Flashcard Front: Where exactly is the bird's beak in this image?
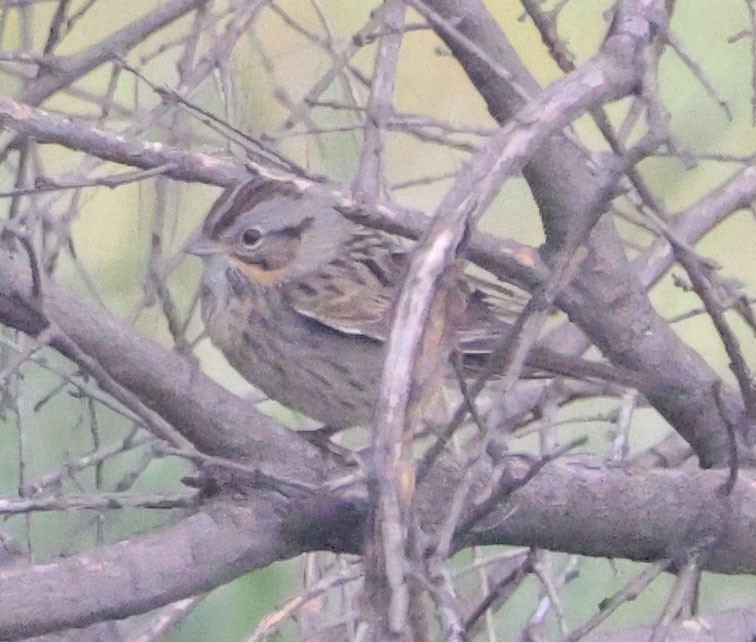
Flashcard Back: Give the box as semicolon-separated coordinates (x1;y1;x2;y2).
183;229;223;257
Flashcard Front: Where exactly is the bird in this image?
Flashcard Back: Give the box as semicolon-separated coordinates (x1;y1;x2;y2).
186;177;641;429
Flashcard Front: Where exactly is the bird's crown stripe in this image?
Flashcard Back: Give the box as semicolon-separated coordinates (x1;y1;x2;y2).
205;178;303;237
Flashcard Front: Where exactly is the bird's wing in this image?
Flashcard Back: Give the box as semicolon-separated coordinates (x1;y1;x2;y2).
284;227;531;347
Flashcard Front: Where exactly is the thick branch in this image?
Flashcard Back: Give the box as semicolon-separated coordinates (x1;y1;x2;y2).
0;500;294;640
2;459;756;639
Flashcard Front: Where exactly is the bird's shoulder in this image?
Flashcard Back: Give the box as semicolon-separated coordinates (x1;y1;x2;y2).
283;226;406;340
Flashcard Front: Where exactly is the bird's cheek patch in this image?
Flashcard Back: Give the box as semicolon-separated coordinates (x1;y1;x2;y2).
237;262;290;285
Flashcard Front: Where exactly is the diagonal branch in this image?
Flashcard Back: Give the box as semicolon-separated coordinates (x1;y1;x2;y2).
22;0;211;106
419;0;750;467
369;1;663;634
0;248;328;484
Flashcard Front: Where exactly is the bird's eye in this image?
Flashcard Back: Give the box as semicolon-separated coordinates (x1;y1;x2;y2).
240;228;263;248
